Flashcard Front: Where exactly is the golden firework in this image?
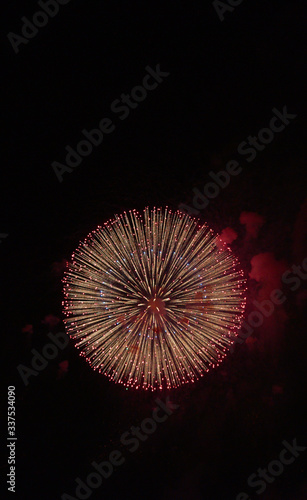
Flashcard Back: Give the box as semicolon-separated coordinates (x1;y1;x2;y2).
63;207;246;390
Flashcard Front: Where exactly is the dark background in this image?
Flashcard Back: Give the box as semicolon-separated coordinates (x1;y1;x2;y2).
1;0;306;499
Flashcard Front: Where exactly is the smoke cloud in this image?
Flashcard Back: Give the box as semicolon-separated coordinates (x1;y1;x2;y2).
240;211;265;239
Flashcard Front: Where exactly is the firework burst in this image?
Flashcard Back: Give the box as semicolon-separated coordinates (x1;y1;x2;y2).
63;207;246;390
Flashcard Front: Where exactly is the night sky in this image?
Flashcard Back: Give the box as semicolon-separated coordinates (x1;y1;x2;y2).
2;1;307;499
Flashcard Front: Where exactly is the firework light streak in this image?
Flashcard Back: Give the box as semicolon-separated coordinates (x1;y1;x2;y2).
63;207;247;390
